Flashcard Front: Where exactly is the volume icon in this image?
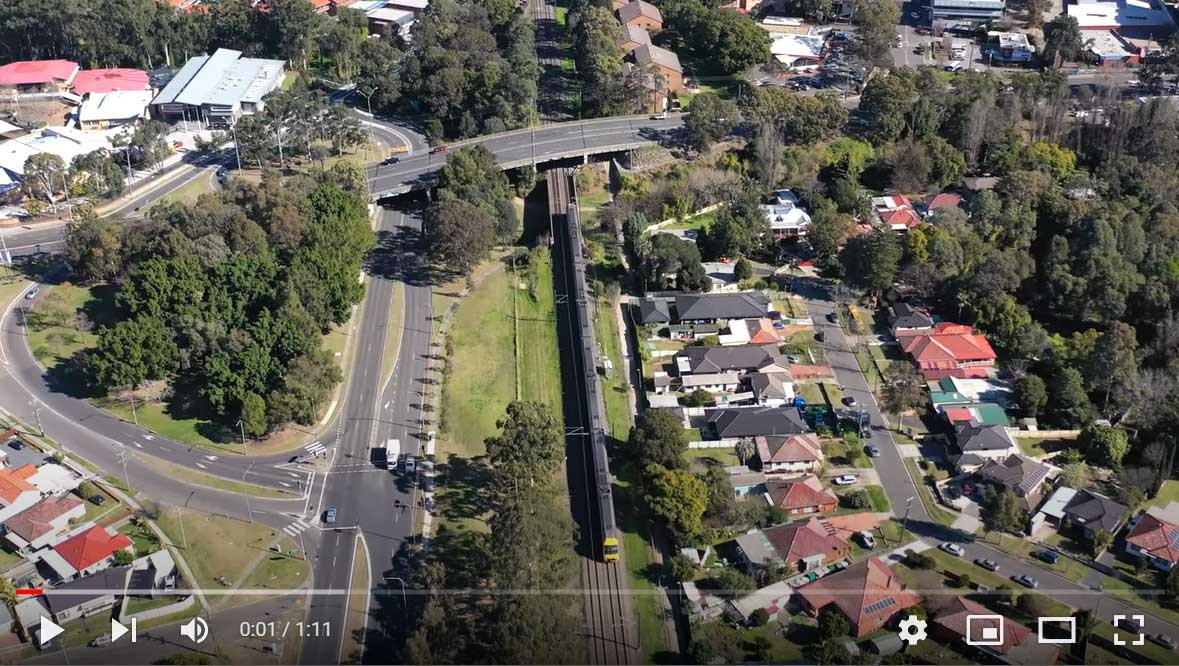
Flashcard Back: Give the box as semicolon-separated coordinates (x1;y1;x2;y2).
179;616;209;644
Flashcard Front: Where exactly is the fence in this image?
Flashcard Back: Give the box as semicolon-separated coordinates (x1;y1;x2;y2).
689;439;739;449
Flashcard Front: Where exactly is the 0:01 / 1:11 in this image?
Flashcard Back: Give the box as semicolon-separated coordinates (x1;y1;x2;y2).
239;621;331;638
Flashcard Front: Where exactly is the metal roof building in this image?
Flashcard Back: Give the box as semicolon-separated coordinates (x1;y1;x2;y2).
150;49;285;127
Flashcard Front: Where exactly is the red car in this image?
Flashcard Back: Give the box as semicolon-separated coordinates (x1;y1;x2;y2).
430;146;448;155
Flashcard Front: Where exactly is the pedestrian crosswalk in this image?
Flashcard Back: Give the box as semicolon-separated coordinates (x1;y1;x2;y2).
282;517;312;537
305;442;326;457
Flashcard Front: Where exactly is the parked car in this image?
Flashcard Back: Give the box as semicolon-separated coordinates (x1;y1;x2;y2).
940;542;965;557
1118;615;1144;633
865;445;881;457
9;440;24;450
858;530;876;548
682;230;698;240
1013;574;1039;588
24;288;39;300
1033;550;1059;564
90;494;106;506
89;635;113;648
324;507;337;524
1151;634;1176;650
650;111;668;120
974;558;1000;572
430;146;448;155
842;396;858;407
833;474;858;485
404;455;416;475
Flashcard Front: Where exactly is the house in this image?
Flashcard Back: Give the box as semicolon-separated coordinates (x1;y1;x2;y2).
3;495;86;553
364;4;417;33
948;422;1019;472
762;204;812;238
29;463;83;496
1125;510;1179;571
617;0;663;33
757;518;850;572
931;596;1061;665
938;402;1011;427
871;195;921;232
901;323;997;376
796;557;922;638
888;302;934;337
129;549;179;597
619;24;652;53
718;319;780;346
701;262;739;291
974;454;1055;512
71;68;151;95
0;60;80;93
675;344;789;377
1031;487;1128;539
78;90;153;129
50;524;134;580
150;49;285;127
922;191;964;216
15;596;50;644
748;372;796;407
635;297;672;325
764;475;838;515
985;31;1035;63
729;580;794;623
1086;30;1142;66
45;566;130;624
631;44;683;112
756;433;822;474
681;372;741;393
707;407;809;439
674;293;771;323
667;322;723;341
0;464;44;523
387;0;430;16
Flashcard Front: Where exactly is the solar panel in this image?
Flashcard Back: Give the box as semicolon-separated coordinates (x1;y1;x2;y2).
1019;465;1049;494
1168;528;1179;552
864;597;896;615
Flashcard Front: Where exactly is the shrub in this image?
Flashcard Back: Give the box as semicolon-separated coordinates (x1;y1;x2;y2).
749;608;770;627
904;549;936;570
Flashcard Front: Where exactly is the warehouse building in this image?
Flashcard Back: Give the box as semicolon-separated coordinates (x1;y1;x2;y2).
149;49;285;128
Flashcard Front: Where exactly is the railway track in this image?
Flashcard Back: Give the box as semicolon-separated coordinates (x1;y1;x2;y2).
548;169;636;665
529;0;571;123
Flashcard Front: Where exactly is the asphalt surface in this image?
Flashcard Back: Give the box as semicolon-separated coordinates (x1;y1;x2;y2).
797;278;1179;643
367;114;685;197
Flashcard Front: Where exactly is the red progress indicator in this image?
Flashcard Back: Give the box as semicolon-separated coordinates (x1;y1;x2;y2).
15;589;43;596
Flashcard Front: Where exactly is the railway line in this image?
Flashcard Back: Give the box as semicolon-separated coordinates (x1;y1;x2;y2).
548;168;636;665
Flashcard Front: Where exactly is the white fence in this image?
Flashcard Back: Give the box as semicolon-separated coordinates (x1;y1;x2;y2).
689;439;739;449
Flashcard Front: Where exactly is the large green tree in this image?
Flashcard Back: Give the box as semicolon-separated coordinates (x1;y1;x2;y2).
485;401;564;485
629;409;688;469
644;464;709;539
840;230;901;295
684;93;740;151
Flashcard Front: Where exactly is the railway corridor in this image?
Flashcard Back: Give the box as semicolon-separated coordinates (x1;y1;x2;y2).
549;169;638;665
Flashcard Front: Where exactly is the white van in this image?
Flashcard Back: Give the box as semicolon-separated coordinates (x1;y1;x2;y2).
944;60;964;72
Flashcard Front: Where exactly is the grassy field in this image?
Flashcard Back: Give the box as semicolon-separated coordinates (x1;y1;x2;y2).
903;458;959;526
1148;480;1179;511
155;507;289;597
594;296;632;441
613;464;669;661
137;455;296;498
514;254;563;411
151;171;215;207
662;210;717;232
864;485;890;513
26;282;101;370
686;447;740;467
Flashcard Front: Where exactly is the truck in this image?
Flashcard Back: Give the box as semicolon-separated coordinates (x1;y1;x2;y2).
371;440;395;470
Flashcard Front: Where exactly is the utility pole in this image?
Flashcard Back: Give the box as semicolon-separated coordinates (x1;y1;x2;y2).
0;228;11;268
235;419;248;456
115;446;130;492
902;496;915;543
242;462;254;523
230;122;243;171
127;386;139;426
60;171;73;221
28;400;43;436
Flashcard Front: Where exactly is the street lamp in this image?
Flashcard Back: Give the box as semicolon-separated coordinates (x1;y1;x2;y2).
902;496;915;542
384;576;408;607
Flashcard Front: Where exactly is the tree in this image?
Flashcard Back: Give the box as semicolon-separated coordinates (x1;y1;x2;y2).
852;0;901;66
881;361;924;426
88;316;179;390
0;573;20;641
668;553;698;581
974;294;1049;359
1078;424;1130;468
980;486;1026;534
858;72;915;145
643;234;709;291
734;257;753;281
22;153;65;204
703;193;772;260
749;608;770;627
1092;529;1114;555
628;409;688;469
241;391;267;438
735;438;756;465
1059;461;1089;488
1088;321;1139;413
659;1;770;75
1047;366;1096;428
65;216;123;283
437;145;515;233
1166;566;1179;607
683;92;739;151
427;199;496;274
1069;609;1098;662
840;231;901;295
1016;374;1049;418
644;465;709;539
818;607;850;641
806;198;857;260
485;401;563;485
1043;15;1085;66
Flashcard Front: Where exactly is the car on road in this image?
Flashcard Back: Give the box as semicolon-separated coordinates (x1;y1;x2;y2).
682;230;698;239
430;146;448;155
858;530;876;548
974;558;1000;572
842;395;858;407
865;445;881;457
1152;634;1177;650
940;542;965;557
832;474;858;485
404;455;416;475
380;155;400;165
789;82;808;91
89;635;113;648
1013;574;1038;588
1033;550;1059;564
826;312;839;323
324;507;337;524
24;288;39;300
650;111;667;120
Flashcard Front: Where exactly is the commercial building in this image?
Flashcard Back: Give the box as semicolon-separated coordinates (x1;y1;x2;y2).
1087;30;1144;65
985;31;1036;62
631;44;683;112
150;49;285;127
1066;0;1175;33
929;0;1006;25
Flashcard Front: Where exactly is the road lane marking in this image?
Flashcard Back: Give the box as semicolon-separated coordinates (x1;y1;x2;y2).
195;462;207;469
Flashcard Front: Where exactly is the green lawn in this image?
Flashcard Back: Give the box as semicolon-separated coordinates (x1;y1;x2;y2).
902;458;958;526
686;447;740;467
594;295;631;441
26;282;101;371
155;508;285;600
864;485;890;513
515;254;563;413
553;5;568;25
239;548;309;592
151;172;214;207
118;520;162;556
1149;480;1179;511
1015;436;1051;458
662;210;717;232
614;464;669;661
123;596;177;616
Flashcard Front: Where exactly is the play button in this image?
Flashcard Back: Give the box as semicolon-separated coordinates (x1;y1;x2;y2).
110;617;136;643
38;617;64;646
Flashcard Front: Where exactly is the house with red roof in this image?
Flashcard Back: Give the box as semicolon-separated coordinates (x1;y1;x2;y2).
0;60;80;93
901;323;996;377
931;596;1061;665
2;495;85;553
922;191;964;217
755;434;823;475
764;475;837;515
872;194;922;232
734;517;850;575
49;525;133;580
0;465;44;523
1126;510;1179;571
71;68;150;95
796;556;922;637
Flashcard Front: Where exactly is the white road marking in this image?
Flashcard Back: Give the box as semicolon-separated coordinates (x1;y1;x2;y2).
143;435;154;440
133;442;143;448
195;462;207;469
205;455;218;461
279;481;292;487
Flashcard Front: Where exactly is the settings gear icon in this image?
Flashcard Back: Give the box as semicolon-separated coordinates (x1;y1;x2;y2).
898;615;928;645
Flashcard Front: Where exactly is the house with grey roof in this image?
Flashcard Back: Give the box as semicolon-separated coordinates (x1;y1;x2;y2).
635;297;671;325
974;454;1055;512
674;293;771;323
888;302;935;336
1060;488;1127;538
675;344;789;377
617;0;663;32
948;422;1018;472
748;372;795;407
706;407;809;439
150;49;285;127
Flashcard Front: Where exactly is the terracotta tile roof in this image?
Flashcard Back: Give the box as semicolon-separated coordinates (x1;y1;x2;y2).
902;326;997;364
797;557;921;633
0;465;38;504
53;525;133;572
747;319;780;345
4;495;83;542
1127;512;1179;565
71;68;150;94
922;367;992;381
0;60;79;86
933;596;1031;655
925;192;963;210
882;207;922;229
763;518;849;564
765;475;837;512
756;434;823;464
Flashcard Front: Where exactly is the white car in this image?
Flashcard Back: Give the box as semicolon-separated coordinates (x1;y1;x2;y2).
940;542;965;557
858;530;877;548
833;474;858;486
404;455;416;474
